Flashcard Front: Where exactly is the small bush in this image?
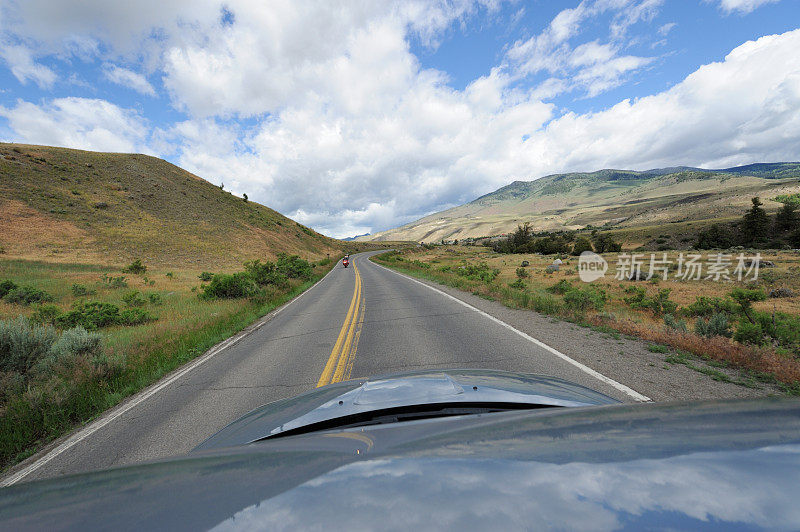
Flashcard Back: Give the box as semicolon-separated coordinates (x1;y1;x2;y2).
36;326;104;376
71;284;96;297
165;272;174;279
624;286;677;316
682;296;738;317
547;279;573;295
563;285;606;312
454;262;499;283
118;308;155;326
515;267;529;279
663;314;687;332
244;260;288;286
648;344;669;353
0;279;18;298
276;254;313;280
508;279;526;290
122;259;147;274
147;293;163;305
101;274;129;289
438;265;451;272
200;273;263;299
734;321;764;345
56;302;121;330
4;285;55;305
695;312;732;338
198;272;214;282
0;316;58;373
122;290;147;307
31;304;62;325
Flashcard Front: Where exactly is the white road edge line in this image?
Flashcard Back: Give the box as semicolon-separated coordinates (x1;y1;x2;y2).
371;258;651;403
0;260;343;487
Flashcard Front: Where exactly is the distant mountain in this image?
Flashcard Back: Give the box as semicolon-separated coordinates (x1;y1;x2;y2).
361;163;800;242
342;233;370;241
0;143;343;268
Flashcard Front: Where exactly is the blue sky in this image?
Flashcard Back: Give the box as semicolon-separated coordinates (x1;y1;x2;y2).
0;0;798;238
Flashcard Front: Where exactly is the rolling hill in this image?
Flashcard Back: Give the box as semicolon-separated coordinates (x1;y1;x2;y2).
0;143;344;268
362;163;800;243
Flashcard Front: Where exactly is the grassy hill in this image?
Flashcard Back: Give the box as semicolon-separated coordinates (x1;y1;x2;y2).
0;143;344;268
363;163;800;243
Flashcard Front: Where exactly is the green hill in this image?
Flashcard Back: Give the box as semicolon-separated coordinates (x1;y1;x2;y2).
363;163;800;243
0;143;343;268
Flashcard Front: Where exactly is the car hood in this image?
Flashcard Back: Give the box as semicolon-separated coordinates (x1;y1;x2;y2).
2;398;800;531
194;369;620;450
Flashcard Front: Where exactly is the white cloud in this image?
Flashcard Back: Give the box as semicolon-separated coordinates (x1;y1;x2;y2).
0;97;150;153
0;1;797;237
0;43;56;88
103;64;156;96
714;0;781;14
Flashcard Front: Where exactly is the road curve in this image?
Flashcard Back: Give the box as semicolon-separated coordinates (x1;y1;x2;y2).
2;250;646;485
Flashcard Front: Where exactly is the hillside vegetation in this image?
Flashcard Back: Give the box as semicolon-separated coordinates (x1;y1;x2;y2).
0;143;345;268
363;163;800;243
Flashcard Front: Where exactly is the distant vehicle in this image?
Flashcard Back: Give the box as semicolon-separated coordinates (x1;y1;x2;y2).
2;369;800;530
342;257;349;268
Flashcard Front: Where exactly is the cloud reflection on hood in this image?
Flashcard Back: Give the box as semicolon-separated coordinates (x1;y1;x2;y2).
212;445;800;531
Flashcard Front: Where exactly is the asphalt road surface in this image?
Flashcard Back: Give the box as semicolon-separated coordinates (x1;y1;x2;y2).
1;250;694;485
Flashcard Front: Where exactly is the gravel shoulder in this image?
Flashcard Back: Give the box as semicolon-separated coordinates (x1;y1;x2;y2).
378;262;784;402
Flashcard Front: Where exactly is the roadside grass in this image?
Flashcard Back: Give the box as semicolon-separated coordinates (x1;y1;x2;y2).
372;247;800;393
0;256;338;473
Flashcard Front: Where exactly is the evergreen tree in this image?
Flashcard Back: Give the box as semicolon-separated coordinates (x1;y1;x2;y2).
741;197;770;244
775;202;798;232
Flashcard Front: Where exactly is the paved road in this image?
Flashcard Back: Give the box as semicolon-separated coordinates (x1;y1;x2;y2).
3;250;646;485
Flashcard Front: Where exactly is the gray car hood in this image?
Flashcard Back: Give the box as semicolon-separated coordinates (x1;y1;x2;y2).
194;369;619;450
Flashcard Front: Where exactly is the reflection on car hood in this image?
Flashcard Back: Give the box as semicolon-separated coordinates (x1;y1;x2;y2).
195;369;620;449
2;398;800;530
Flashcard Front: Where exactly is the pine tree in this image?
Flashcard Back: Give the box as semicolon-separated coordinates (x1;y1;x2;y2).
741;197;770;245
775;202;798;232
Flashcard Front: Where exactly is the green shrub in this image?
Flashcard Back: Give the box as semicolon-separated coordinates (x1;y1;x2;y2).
31;304;62;325
682;296;738;317
730;288;767;323
438;265;452;272
118;308;155;326
122;259;147;274
454;262;499;283
411;259;431;270
4;285;55;305
56;302;121;330
244;260;288;286
571;237;593;256
624;286;677;316
198;272;214;282
122;290;147;308
508;279;526;290
0;316;58;373
563;285;606;312
648;344;669;353
101;274;129;289
515;267;529;279
663;314;687;332
547;279;573;295
71;284;96;297
0;279;18;299
35;326;104;376
276;253;313;280
734;321;764;345
695;312;732;338
200;273;263;299
165;272;174;279
147;293;163;305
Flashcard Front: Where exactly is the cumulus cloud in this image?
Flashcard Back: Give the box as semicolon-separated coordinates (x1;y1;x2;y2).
0;97;150;153
714;0;781;14
102;64;156;96
0;0;797;238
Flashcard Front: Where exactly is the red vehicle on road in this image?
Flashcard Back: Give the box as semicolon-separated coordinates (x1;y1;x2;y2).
342;256;349;268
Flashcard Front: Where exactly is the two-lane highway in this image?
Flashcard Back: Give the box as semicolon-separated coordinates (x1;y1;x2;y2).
2;251;645;485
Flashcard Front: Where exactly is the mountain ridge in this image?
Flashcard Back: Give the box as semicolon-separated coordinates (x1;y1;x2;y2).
361;163;800;242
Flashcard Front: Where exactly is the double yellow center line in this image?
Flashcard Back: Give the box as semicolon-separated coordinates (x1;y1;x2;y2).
316;261;365;387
